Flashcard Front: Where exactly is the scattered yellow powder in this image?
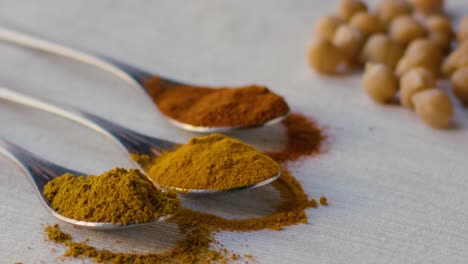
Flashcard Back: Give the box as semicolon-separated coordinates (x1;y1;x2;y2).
310;199;318;208
45;224;71;243
45;224;230;264
320;196;328;206
170;169;316;231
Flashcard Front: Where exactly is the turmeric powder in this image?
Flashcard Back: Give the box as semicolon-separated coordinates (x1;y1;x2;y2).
133;134;280;191
43;168;180;224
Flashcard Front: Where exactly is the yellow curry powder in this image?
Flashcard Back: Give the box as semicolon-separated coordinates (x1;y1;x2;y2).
43;168;180;224
44;113;327;263
135;134;280;191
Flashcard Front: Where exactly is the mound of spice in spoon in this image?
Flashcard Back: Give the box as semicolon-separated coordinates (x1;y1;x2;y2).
144;77;290;128
43;168;180;224
133;134;280;191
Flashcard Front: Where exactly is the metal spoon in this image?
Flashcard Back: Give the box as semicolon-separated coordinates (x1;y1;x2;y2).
0;138;172;230
0;26;289;133
0;86;281;194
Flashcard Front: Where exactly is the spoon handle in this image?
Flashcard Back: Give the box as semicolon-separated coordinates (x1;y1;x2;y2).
0;86;154;156
0;26;161;87
0;138;78;193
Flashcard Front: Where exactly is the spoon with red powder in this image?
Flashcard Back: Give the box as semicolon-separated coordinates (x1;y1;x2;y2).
0;26;290;133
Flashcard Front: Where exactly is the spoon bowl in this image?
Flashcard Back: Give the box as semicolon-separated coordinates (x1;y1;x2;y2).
0;138;172;230
0;86;281;194
174;172;281;194
0;26;290;133
166;114;289;134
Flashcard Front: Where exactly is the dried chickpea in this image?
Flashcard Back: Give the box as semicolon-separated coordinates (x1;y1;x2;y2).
396;56;440;77
390;15;427;45
349;12;384;37
404;38;440;57
360;34;404;68
333;25;365;63
314;15;343;42
410;0;444;14
337;0;367;22
426;15;453;49
442;45;468;76
362;63;399;104
400;67;435;109
396;46;442;76
457;17;468;43
451;67;468;105
412;88;453;129
377;0;413;26
426;15;453;36
430;32;452;50
307;38;343;75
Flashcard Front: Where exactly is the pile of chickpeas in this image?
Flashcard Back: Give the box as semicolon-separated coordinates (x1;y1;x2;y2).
308;0;468;129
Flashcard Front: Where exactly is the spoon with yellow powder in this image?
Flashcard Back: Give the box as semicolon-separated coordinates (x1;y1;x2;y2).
0;86;281;194
0;139;180;230
0;26;290;133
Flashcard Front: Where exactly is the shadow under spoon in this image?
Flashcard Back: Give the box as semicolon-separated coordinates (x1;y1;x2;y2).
0;86;280;194
0;26;289;133
0;138;172;230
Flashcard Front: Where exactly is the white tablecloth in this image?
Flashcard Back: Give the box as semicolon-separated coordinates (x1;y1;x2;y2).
1;0;468;263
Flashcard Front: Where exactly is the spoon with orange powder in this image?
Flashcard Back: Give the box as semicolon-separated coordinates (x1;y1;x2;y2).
0;26;290;133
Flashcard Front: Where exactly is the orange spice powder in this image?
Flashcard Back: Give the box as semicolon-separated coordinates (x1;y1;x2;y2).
143;77;290;128
266;113;325;163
